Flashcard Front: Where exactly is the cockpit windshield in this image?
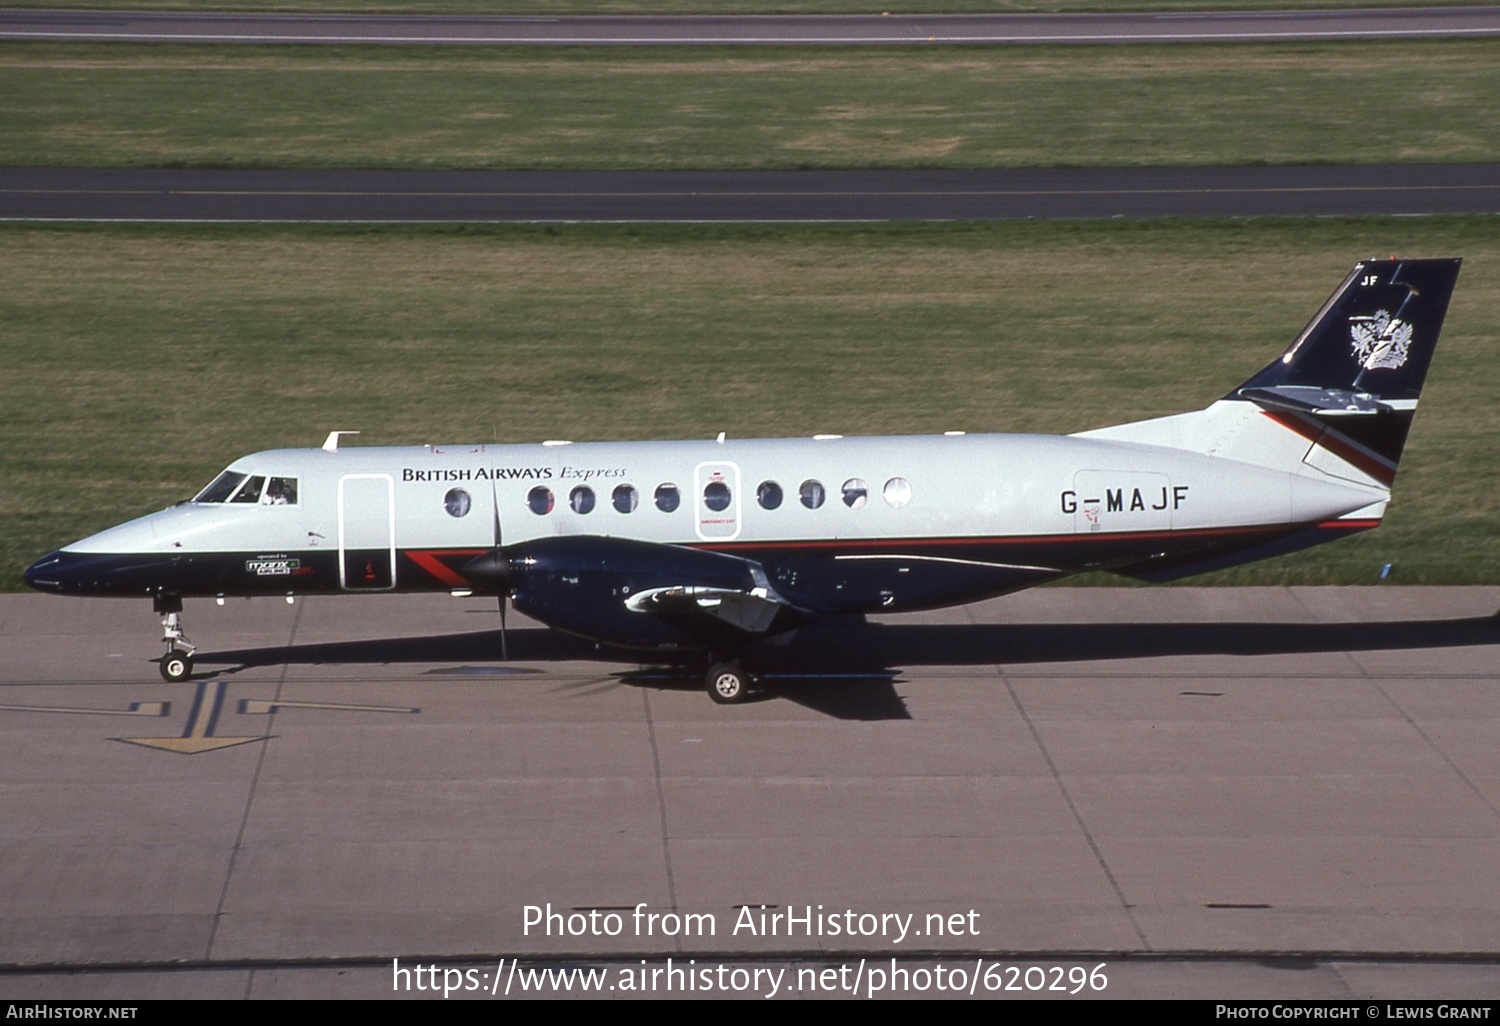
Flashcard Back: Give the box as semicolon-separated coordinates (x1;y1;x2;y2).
193;471;299;505
194;471;246;503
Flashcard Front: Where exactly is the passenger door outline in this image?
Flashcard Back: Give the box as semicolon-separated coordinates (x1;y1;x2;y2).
338;474;397;590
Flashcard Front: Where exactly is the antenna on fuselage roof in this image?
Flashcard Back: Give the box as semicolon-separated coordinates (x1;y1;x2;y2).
322;430;361;453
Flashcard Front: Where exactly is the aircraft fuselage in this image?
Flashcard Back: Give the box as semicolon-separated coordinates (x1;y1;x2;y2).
28;431;1383;624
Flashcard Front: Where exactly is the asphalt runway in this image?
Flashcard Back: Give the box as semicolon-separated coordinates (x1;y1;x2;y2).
4;6;1500;45
1;587;1498;999
6;164;1500;222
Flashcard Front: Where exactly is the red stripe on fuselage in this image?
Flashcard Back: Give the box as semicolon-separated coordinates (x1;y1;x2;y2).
398;521;1367;570
700;522;1292;556
405;548;488;587
1317;518;1382;531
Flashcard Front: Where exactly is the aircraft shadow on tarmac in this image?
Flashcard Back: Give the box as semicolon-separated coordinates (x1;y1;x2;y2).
198;611;1500;722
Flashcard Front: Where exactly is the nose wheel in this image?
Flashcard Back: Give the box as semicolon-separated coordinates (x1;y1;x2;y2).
160;648;194;682
155;597;196;682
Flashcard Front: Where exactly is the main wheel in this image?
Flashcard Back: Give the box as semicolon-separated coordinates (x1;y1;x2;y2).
160;650;194;682
706;662;750;704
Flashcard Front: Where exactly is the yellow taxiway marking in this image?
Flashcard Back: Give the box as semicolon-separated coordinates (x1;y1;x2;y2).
7;682;420;755
0;700;168;717
239;698;418;715
116;680;266;755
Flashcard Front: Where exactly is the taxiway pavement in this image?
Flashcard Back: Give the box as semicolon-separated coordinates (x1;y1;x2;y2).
6;164;1500;222
1;587;1497;998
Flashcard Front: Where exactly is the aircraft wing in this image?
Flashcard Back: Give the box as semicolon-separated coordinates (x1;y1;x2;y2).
625;581;787;635
472;535;808;651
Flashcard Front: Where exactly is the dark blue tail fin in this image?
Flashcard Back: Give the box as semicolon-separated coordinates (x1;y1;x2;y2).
1230;257;1461;476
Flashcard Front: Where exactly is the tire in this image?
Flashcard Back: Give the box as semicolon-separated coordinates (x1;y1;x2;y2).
160;650;193;682
706;662;749;704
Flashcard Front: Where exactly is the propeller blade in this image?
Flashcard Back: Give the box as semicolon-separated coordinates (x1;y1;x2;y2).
491;481;502;549
494;480;507;661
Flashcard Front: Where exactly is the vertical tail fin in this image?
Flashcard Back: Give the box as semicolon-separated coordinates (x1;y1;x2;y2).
1087;258;1462;582
1075;257;1461;487
1229;257;1461;483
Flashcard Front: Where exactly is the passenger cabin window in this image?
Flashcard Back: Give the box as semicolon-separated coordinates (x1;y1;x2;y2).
570;486;595;514
655;484;681;513
195;471;246;504
841;478;868;509
883;477;912;508
757;481;783;510
800;480;825;509
444;488;471;517
703;480;731;513
230;476;265;504
613;484;638;513
527;486;554;515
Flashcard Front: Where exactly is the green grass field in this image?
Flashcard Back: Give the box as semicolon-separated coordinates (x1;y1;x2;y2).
4;39;1499;168
4;217;1496;590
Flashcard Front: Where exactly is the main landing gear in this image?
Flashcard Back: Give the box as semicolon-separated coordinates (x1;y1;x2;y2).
705;660;755;705
154;594;195;682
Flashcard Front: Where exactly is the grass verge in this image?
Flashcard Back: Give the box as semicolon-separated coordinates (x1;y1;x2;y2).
3;39;1499;168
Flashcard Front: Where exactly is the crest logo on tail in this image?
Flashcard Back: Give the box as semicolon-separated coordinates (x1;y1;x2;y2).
1350;309;1413;370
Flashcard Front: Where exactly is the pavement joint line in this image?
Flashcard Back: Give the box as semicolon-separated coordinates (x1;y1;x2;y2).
1284;585;1321;626
1350;650;1500;825
204;595;304;962
1292;584;1500;825
999;666;1150;951
1328;962;1359;999
641;687;680;928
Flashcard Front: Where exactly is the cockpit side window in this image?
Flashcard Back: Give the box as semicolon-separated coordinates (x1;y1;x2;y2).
230;476;266;504
265;477;298;505
194;471;246;503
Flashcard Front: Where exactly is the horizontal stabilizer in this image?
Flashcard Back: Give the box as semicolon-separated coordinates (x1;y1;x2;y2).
1237;385;1401;417
1225;257;1461;482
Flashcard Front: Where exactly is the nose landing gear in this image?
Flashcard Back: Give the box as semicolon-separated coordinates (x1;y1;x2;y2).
154;594;195;682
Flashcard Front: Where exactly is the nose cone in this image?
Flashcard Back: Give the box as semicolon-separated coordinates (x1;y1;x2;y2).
23;548;176;596
24;513;178;596
23;551;66;592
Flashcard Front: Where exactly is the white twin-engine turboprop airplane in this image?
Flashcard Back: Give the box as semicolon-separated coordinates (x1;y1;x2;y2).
26;258;1463;702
